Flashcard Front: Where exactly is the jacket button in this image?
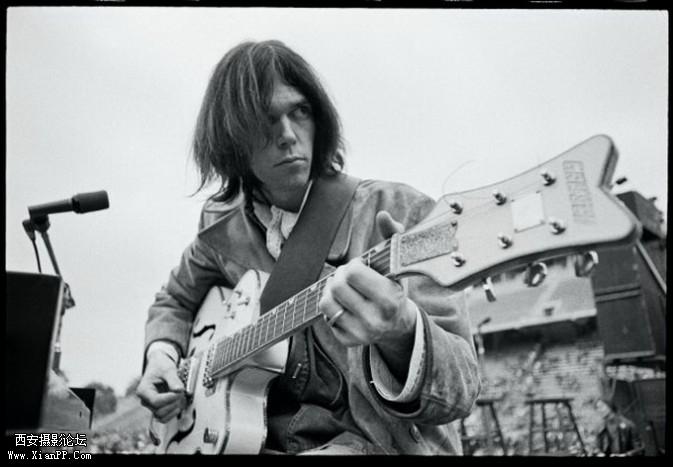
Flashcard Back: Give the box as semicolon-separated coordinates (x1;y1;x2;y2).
409;424;421;443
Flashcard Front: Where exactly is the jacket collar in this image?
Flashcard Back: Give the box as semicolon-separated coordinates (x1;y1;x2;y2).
197;175;356;273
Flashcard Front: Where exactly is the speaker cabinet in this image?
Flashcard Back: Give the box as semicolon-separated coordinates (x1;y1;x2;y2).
593;245;666;364
5;271;92;436
6;271;64;431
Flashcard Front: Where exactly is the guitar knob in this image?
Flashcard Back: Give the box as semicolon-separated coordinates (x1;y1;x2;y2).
574;251;599;277
482;277;496;302
203;428;219;445
450;252;466;267
523;261;548;287
540;170;556;186
492;190;508;205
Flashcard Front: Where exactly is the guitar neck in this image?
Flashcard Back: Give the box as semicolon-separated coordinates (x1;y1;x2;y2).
208;239;393;379
201;135;642;382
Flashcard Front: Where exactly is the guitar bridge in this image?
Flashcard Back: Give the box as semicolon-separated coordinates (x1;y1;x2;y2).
177;356;200;397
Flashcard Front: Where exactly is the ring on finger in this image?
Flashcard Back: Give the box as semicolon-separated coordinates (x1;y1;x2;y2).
326;309;346;328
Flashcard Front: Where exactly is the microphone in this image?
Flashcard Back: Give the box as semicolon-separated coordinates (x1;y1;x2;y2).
28;190;110;220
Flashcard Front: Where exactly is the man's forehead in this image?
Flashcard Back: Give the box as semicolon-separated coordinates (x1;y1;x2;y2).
269;82;308;110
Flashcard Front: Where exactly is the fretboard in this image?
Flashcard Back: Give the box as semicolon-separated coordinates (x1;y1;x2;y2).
208;239;393;379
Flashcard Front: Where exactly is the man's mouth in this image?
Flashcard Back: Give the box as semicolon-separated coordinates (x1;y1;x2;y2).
275;155;304;166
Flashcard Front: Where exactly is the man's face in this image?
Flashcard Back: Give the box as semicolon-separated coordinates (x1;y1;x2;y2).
596;399;612;418
249;80;315;209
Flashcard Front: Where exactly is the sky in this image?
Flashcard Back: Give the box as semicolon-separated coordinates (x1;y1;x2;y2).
5;7;668;395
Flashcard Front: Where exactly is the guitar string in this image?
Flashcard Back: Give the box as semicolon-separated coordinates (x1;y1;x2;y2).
211;240;393;375
214;248;391;373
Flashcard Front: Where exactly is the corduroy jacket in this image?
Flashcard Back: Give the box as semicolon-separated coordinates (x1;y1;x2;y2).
145;176;480;455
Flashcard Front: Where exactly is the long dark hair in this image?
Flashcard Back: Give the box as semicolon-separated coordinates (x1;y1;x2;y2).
192;40;345;203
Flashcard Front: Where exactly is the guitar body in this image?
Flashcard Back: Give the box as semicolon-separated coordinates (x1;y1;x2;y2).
154;270;288;454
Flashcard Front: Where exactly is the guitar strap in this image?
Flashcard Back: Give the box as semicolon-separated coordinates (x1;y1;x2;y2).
259;173;360;314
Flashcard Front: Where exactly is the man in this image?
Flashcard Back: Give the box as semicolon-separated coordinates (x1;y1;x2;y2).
136;40;480;455
595;398;644;457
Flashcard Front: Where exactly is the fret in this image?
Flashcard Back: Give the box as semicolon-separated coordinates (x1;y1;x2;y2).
258;317;265;348
263;309;271;343
216;340;225;371
293;291;301;329
230;332;239;361
300;286;309;324
312;283;322;320
276;304;284;339
239;328;247;358
215;340;223;371
243;326;251;356
303;286;312;324
283;300;291;335
315;279;326;320
270;309;278;342
236;330;245;360
276;303;284;336
276;304;284;336
264;310;270;344
251;320;259;352
222;337;232;369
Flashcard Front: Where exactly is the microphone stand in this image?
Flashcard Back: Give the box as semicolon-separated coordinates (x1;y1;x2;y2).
25;215;76;373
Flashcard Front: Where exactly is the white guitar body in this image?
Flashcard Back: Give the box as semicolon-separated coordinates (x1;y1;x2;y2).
154;270;288;454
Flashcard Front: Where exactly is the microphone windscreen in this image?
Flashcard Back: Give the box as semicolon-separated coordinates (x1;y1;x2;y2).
72;191;109;214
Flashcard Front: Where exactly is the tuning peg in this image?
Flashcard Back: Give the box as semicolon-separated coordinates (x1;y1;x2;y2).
540;170;556;186
482;277;496;302
548;217;566;234
523;261;548;287
450;252;466;267
497;232;513;249
574;251;599;277
492;190;507;205
448;200;463;214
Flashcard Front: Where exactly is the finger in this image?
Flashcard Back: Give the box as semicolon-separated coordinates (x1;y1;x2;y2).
163;370;186;393
154;396;186;420
321;263;369;316
139;387;185;411
338;260;405;310
319;276;345;317
325;308;346;328
155;402;185;424
327;309;371;347
376;210;404;240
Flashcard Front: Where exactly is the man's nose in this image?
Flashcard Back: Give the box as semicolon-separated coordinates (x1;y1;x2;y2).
277;116;297;148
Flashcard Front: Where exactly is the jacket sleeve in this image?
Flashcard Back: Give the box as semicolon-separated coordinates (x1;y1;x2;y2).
144;203;233;358
358;183;481;425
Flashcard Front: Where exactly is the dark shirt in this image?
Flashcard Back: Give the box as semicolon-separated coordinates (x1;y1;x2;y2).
597;413;644;456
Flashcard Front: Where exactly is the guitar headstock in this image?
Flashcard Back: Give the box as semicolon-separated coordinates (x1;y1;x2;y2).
391;135;642;289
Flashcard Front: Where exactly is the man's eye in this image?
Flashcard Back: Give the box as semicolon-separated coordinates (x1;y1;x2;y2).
293;105;312;119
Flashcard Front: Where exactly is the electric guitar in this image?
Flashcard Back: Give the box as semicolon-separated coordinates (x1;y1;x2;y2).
150;134;641;454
